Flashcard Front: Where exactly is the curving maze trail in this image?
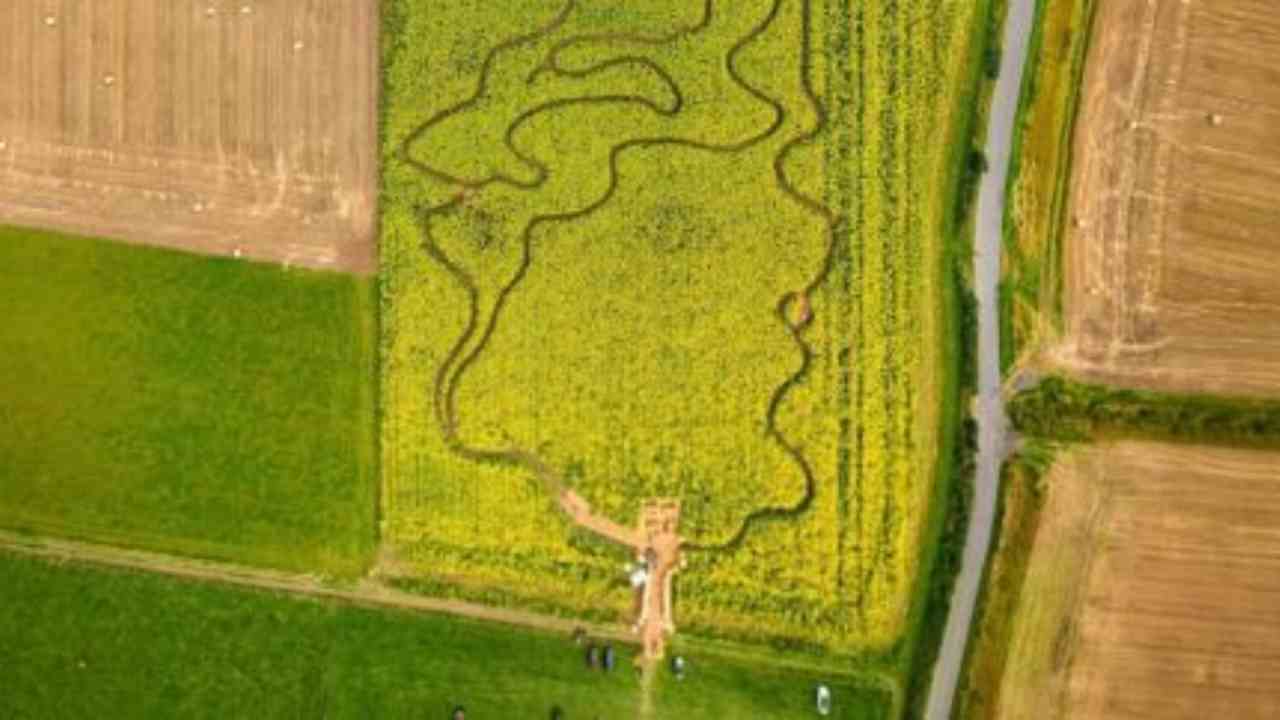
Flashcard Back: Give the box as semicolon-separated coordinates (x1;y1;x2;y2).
400;0;845;630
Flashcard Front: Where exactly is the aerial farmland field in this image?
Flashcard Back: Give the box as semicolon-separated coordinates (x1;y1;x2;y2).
973;6;1280;716
380;0;989;655
0;0;378;272
0;1;382;573
0;551;894;719
959;443;1280;720
0;226;378;575
0;0;1021;715
1046;0;1280;396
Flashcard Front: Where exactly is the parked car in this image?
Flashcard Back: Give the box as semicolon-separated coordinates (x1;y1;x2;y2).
602;644;616;671
816;684;833;716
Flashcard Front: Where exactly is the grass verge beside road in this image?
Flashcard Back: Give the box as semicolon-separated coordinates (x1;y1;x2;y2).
951;456;1049;720
999;0;1096;373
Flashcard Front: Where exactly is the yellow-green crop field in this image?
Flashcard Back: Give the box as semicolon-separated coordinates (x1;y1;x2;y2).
381;0;982;652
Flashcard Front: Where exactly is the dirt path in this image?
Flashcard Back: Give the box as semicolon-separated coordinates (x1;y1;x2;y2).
636;500;682;660
0;529;634;643
560;490;643;548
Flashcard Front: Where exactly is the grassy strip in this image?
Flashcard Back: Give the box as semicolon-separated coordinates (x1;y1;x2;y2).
0;226;378;576
1010;376;1280;448
659;646;894;720
900;269;978;720
952;0;1008;230
0;551;638;719
998;0;1098;374
949;449;1051;720
899;0;1001;714
0;550;891;719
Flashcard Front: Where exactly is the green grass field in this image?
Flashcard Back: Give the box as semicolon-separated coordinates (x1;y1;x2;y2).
0;551;891;719
0;227;377;576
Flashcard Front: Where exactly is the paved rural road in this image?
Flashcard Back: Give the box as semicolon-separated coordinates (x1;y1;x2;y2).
925;2;1035;718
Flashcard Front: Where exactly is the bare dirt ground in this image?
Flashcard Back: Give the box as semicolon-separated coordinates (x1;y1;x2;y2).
0;0;377;272
996;442;1280;720
1053;0;1280;396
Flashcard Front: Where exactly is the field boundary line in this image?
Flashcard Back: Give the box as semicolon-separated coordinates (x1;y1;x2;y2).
0;530;635;644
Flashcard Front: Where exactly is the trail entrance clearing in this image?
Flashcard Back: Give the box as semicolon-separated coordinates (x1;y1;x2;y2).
559;490;683;662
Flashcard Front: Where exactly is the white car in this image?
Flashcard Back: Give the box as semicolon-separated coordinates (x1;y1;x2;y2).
815;684;832;716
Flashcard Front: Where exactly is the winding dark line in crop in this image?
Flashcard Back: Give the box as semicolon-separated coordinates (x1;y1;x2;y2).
403;0;577;431
415;0;847;558
683;0;845;554
407;0;792;511
407;1;683;432
399;1;576;189
440;0;786;468
528;0;714;83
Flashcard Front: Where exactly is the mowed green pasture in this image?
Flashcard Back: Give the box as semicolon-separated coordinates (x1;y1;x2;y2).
0;551;892;719
0;227;377;575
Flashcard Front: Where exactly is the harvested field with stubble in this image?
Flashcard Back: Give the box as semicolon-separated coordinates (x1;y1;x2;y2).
1052;0;1280;396
0;0;378;272
985;443;1280;720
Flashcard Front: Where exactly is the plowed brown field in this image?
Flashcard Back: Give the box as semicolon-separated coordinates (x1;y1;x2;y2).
0;0;377;272
994;442;1280;720
1054;0;1280;396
